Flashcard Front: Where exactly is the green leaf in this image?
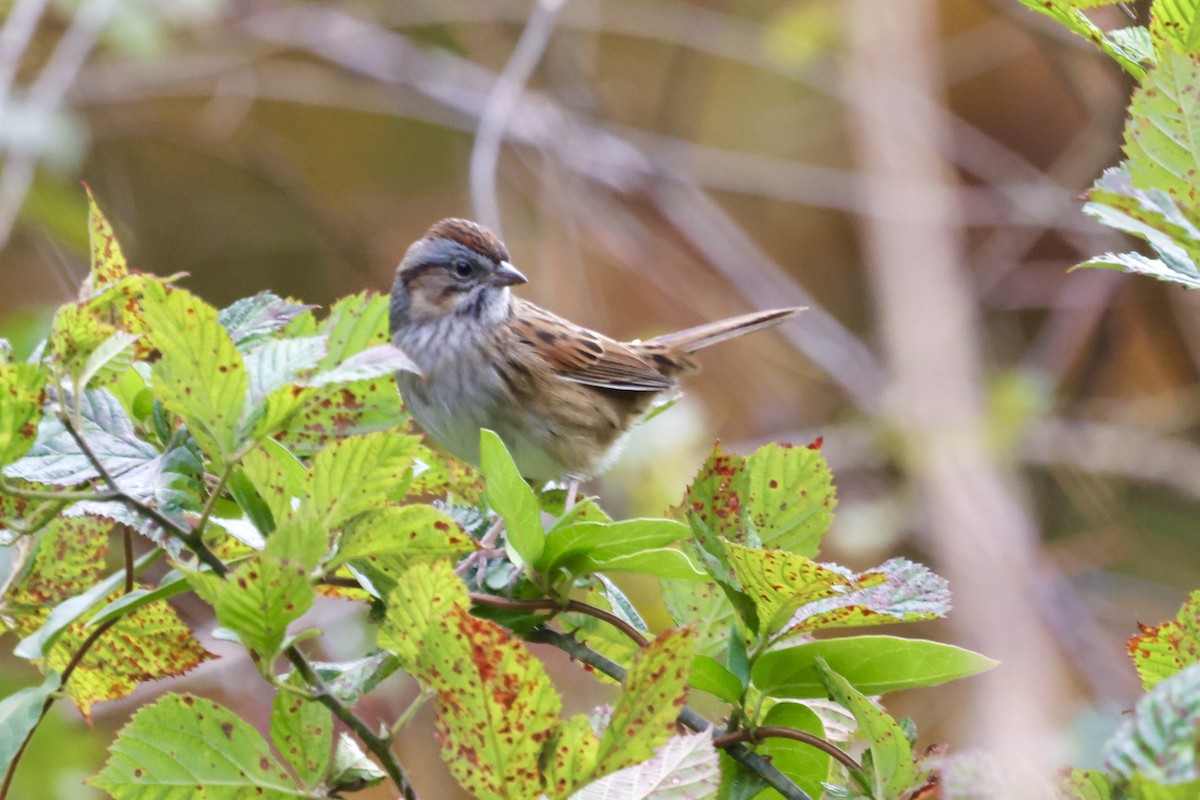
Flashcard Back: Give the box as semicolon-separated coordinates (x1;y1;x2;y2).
684;443;751;563
305;343;420;386
579;546;707;581
1152;0;1200;58
378;562;561;800
317;292;391;368
569;732;720;799
273;378;408;455
480;429;543;566
15;560;131;660
332;504;472;567
270;693;333;791
541;518;687;575
1013;0;1148;77
240;437;308;526
688;655;743;704
1127;589;1200;690
594;627;696;776
82;185;129;293
0;671;60;778
1105;661;1200;783
328;733;386;792
1125;44;1200;231
723;542;861;636
0;362;47;467
815;660;920;800
754;702;828;800
5;387;157;485
140;282;248;465
1056;769;1115;800
243;336;326;407
745;442;835;557
214;516;323;657
307;431;423;527
85;569;190;628
662;579;740;659
544;715;600;798
89;693;307;798
752;636;997;699
76;330;138;390
218;291;315;349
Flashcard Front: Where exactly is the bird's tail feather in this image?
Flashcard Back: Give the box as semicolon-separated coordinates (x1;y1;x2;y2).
646;307;803;353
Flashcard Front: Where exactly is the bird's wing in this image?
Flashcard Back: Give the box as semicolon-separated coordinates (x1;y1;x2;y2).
509;300;675;392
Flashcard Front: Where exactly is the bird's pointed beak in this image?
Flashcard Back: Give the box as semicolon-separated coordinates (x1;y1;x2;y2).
490;261;528;287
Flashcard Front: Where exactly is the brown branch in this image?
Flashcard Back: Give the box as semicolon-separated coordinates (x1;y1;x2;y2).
713;726;861;773
468;593;650;648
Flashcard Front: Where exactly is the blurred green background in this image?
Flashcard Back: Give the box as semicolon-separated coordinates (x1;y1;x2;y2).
0;0;1191;796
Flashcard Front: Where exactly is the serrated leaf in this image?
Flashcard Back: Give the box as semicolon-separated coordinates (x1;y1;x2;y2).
307;431;423;527
0;671;59;779
1077;250;1200;287
755;702;828;800
753;636;997;699
1128;590;1200;690
0;362;47;467
5;387;158;485
243;336;327;407
318;292;391;368
305;343;420;386
1125;44;1200;230
77;330;138;390
1105;661;1200;783
214;516;322;657
89;693;308;798
1152;0;1200;55
85;569;190;628
1056;768;1115;800
378;561;561;800
480;429;543;566
273;379;407;455
723;542;861;637
816;660;921;799
82;185;129;294
1014;0;1148;77
662;579;740;659
140;282;248;464
684;444;751;561
745;442;835;556
570;732;720;800
593;627;696;777
240;437;308;525
787;557;950;635
544;715;601;799
270;693;333;791
331;503;472;567
218;292;316;348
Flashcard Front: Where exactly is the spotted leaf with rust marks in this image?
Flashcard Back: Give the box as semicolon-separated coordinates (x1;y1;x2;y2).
89;694;311;798
378;561;562;800
591;627;696;779
1127;589;1200;691
0;362;47;467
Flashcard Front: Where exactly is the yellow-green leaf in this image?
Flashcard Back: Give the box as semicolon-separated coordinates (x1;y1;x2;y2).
1128;590;1200;690
140;282;248;465
0;362;47;467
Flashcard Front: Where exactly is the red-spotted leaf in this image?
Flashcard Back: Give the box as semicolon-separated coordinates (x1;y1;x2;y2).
593;627;696;777
140;282;248;465
270;693;333;791
0;362;47;467
544;715;600;799
1056;768;1115;800
1127;590;1200;690
81;184;129;295
306;431;424;527
89;694;309;798
815;659;923;799
786;558;950;635
331;503;472;568
378;561;562;800
744;442;835;557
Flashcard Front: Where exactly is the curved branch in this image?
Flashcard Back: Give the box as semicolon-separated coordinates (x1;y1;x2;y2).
468;593;650;648
713;726;861;773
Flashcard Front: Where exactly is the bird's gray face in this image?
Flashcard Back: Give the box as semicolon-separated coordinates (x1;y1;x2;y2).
390;225;527;332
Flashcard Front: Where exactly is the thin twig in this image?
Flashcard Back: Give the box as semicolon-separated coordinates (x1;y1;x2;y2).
469;0;566;233
713;726;861;773
526;625;813;800
285;648;418;800
469;593;650;648
0;478;121;503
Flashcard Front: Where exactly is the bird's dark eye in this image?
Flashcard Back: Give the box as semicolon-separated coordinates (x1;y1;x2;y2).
453;259;473;278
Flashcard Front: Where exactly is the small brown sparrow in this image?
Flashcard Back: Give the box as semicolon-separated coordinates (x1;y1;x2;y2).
389;219;801;482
